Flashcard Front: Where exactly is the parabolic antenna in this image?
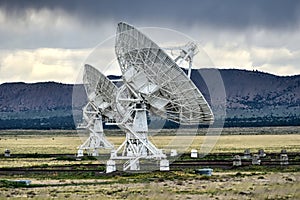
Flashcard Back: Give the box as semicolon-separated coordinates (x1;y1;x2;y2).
115;22;213;125
83;64;118;112
102;22;214;172
77;22;214;172
77;64;118;157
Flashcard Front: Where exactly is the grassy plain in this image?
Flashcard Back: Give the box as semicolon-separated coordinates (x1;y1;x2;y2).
0;130;299;154
0;170;299;199
0;128;299;199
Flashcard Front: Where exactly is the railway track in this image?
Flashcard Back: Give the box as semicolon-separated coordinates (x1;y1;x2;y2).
0;159;299;175
0;152;300;160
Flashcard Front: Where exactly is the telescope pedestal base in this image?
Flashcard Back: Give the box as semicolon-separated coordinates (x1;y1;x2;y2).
160;159;170;171
77;131;113;157
106;160;116;173
107;131;169;173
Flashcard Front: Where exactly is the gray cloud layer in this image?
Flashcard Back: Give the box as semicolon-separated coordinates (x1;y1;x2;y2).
1;0;300;28
0;0;299;83
1;0;300;49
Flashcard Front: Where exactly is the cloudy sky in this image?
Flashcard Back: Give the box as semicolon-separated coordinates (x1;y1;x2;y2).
0;0;300;84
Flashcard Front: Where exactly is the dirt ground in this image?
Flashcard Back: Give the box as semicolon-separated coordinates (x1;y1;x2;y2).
0;171;299;199
0;131;299;199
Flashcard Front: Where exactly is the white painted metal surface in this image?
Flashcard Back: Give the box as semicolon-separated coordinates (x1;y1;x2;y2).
115;22;214;125
78;22;214;172
77;64;117;157
191;149;198;158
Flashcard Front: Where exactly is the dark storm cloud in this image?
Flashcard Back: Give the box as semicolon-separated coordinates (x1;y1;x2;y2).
1;0;300;49
1;0;300;79
1;0;300;29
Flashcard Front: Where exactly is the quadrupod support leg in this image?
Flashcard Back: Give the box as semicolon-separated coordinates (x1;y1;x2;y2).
106;131;170;173
77;115;114;157
106;104;169;173
77;131;114;157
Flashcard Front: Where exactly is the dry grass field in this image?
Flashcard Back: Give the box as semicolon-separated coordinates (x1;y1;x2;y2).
0;128;299;199
0;135;81;154
0;171;299;199
0;131;299;155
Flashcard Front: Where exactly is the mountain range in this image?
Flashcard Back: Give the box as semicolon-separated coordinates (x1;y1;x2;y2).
0;69;299;129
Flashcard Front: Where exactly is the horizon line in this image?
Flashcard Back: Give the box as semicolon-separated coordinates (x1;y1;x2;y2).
1;67;299;85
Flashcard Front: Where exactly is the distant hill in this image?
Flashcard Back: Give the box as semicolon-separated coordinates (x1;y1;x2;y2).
203;69;300;126
0;69;299;129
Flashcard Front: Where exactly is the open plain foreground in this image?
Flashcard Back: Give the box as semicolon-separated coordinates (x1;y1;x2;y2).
0;127;299;199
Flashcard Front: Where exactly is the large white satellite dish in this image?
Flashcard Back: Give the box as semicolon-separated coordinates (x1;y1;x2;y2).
115;22;213;125
105;22;214;172
77;64;118;157
78;22;213;172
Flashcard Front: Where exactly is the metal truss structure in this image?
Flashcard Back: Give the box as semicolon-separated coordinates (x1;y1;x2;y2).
77;64;118;157
78;22;214;172
115;22;213;125
164;42;199;78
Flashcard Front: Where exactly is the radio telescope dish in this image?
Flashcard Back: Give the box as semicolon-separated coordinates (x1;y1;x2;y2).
77;22;214;172
103;22;214;172
83;64;118;110
115;22;213;125
77;64;118;157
